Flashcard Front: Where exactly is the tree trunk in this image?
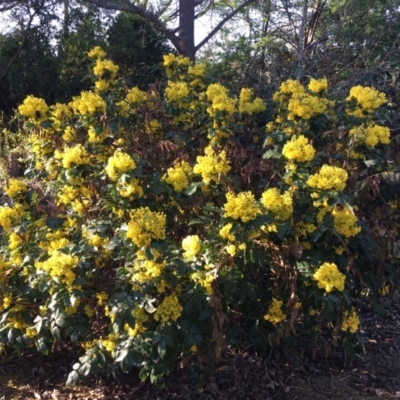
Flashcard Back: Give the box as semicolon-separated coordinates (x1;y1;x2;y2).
178;0;195;61
63;0;69;36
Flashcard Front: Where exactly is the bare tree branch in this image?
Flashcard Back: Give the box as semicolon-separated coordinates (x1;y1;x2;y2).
195;0;256;52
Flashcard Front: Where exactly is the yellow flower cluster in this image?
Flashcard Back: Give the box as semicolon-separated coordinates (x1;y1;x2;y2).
349;124;391;147
55;144;90;169
188;63;206;86
126;87;146;104
132;251;166;284
162;161;192;192
163;53;191;78
261;188;293;220
206;83;236;117
126;207;166;248
96;291;108;305
0;258;12;285
193;146;231;184
182;235;201;259
294;222;317;238
56;185;91;214
219;223;236;242
282;135;316;163
313;262;345;293
154;294;183;324
165;81;189;102
93;59;119;78
63;126;76;142
4;179;28;198
0;205;21;230
9;232;23;250
35;251;79;286
124;305;149;337
83;230;109;248
264;298;285;323
18;95;49;122
98;335;116;354
287;93;329;120
70;91;106;115
116;178;143;199
273;79;304;102
238;88;266;115
341;307;360;333
307;165;348;191
308;78;328;93
346;85;386;116
105;152;136;181
88;46;106;59
191;271;213;294
51;102;72;124
331;206;361;238
223;191;260;222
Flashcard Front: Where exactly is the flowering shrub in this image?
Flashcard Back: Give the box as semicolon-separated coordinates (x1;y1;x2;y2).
0;48;399;385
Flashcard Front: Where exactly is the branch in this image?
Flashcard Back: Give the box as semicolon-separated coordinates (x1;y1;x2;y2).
0;8;35;79
82;0;175;37
195;0;256;52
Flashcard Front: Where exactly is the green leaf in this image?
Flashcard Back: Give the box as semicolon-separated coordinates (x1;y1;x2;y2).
157;338;167;358
115;348;129;362
277;222;290;239
184;182;200;196
163;334;174;348
364;159;377;167
263;149;281;159
51;325;61;341
66;371;80;386
80;362;91;376
144;299;157;313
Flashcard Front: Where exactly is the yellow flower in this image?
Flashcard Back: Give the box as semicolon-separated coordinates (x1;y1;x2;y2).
70;91;106;115
346;85;386;116
313;262;345;293
154;294;183;324
165;81;189;102
162;161;192;192
341;307;360;333
126;207;166;248
307;165;348;191
223;191;260;222
126;87;146;104
0;206;22;230
350;124;391;147
238;88;266;114
105;152;136;181
55;144;90;169
193;146;231;184
35;251;79;286
206;83;236;116
88;46;106;59
308;78;328;93
96;291;108;305
116;178;143;199
18;95;49;122
182;235;201;258
93;59;119;78
219;223;236;242
261;188;293;220
4;179;28;198
332;206;361;238
264;298;285;323
282;135;315;163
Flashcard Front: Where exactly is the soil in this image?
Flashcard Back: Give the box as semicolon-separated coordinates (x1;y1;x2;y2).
1;296;400;400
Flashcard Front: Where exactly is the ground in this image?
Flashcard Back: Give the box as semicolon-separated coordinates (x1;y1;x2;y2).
1;296;400;400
